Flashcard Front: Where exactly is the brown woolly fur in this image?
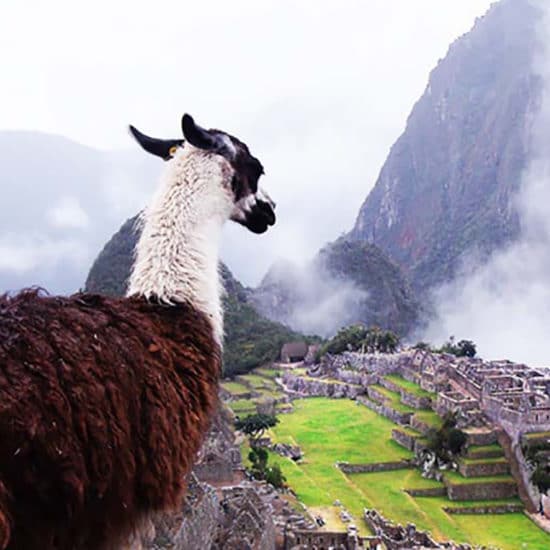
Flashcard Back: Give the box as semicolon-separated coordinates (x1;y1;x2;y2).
0;289;221;550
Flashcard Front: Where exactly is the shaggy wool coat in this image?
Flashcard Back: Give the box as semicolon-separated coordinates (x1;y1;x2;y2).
0;289;221;550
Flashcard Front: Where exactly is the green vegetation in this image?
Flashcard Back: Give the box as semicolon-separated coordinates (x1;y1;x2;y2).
247;398;548;549
523;437;550;493
443;471;515;485
425;411;467;463
384;374;435;399
255;367;282;379
460;457;508;466
318;324;400;358
223;285;309;376
235;413;279;441
228;399;256;415
247;446;286;489
414;337;478;358
466;444;504;459
221;381;250;396
370;385;415;414
436;336;477;358
223;364;287;416
414;410;443;429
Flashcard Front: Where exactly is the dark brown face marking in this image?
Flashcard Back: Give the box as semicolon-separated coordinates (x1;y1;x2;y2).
223;135;265;199
129;114;276;234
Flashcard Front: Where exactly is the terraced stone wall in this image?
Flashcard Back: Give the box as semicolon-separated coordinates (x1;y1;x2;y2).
445;480;517;501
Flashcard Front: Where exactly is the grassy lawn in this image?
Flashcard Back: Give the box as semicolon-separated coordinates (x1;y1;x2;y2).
414;409;443;429
384;374;436;399
460;456;508;465
239;373;274;388
370;385;416;413
466;444;504;458
228;399;256;415
443;471;515;485
221;380;250;395
258;397;549;549
393;426;423;437
451;514;550;549
255;367;282;379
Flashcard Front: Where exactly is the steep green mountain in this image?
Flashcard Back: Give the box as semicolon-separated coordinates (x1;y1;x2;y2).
250;238;419;338
85;216;305;376
349;0;542;294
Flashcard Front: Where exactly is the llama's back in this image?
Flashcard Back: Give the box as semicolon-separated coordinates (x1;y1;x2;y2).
0;289;220;549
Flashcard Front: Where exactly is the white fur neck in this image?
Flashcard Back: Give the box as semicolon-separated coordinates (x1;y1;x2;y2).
127;146;234;345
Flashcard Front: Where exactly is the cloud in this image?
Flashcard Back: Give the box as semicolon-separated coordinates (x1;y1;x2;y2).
423;1;550;366
47;196;90;229
0;1;494;290
0;234;89;274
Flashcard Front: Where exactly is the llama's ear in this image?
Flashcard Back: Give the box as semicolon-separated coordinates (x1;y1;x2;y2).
129;125;183;160
181;114;225;152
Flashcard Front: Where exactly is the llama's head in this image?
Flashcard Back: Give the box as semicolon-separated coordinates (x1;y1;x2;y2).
129;114;276;234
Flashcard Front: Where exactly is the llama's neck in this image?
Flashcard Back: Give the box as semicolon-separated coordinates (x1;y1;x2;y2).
127;148;234;345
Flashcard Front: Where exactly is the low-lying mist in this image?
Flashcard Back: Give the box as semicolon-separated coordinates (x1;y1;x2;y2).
423;1;550;367
251;259;368;338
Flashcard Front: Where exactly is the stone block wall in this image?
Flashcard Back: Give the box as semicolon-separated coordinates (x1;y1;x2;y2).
391;429;416;451
445;480;517;501
338;461;412;474
357;396;413;426
458;459;509;478
464;429;498;446
405;487;447;497
283;372;363;399
400;391;432;410
410;416;432;435
443;503;524;514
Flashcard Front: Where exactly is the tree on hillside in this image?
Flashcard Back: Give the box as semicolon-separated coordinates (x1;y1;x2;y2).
247;447;286;489
522;439;550;494
318;324;400;357
235;413;279;442
425;411;467;464
437;336;477;358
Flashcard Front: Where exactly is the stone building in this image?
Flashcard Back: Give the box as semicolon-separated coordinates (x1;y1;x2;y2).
281;342;309;363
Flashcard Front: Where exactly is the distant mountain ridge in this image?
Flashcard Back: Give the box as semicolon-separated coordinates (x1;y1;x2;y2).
350;0;542;294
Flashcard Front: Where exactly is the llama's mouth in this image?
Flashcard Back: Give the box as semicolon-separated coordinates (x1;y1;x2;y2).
235;199;276;234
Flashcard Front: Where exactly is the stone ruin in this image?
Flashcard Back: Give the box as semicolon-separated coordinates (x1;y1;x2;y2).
310;348;550;444
130;403;313;549
363;509;473;550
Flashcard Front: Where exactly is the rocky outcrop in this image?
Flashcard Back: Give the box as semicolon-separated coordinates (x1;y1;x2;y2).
212;484;276;550
350;0;543;294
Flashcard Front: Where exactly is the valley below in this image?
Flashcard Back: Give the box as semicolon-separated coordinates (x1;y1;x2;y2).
222;351;550;549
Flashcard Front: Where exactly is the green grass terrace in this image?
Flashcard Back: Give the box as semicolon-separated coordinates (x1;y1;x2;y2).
369;385;416;414
251;398;549;550
221;380;250;396
383;374;436;400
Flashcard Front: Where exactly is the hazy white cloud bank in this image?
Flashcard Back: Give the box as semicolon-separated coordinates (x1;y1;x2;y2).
0;0;493;290
424;1;550;366
258;260;368;338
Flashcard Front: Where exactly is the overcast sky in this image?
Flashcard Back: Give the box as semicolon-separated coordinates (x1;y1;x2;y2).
0;0;494;285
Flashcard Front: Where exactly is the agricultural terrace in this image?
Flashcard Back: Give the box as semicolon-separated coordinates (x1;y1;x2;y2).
259;398;549;549
223;366;287;416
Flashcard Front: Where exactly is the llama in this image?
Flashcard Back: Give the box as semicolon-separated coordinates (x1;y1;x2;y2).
0;114;275;550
